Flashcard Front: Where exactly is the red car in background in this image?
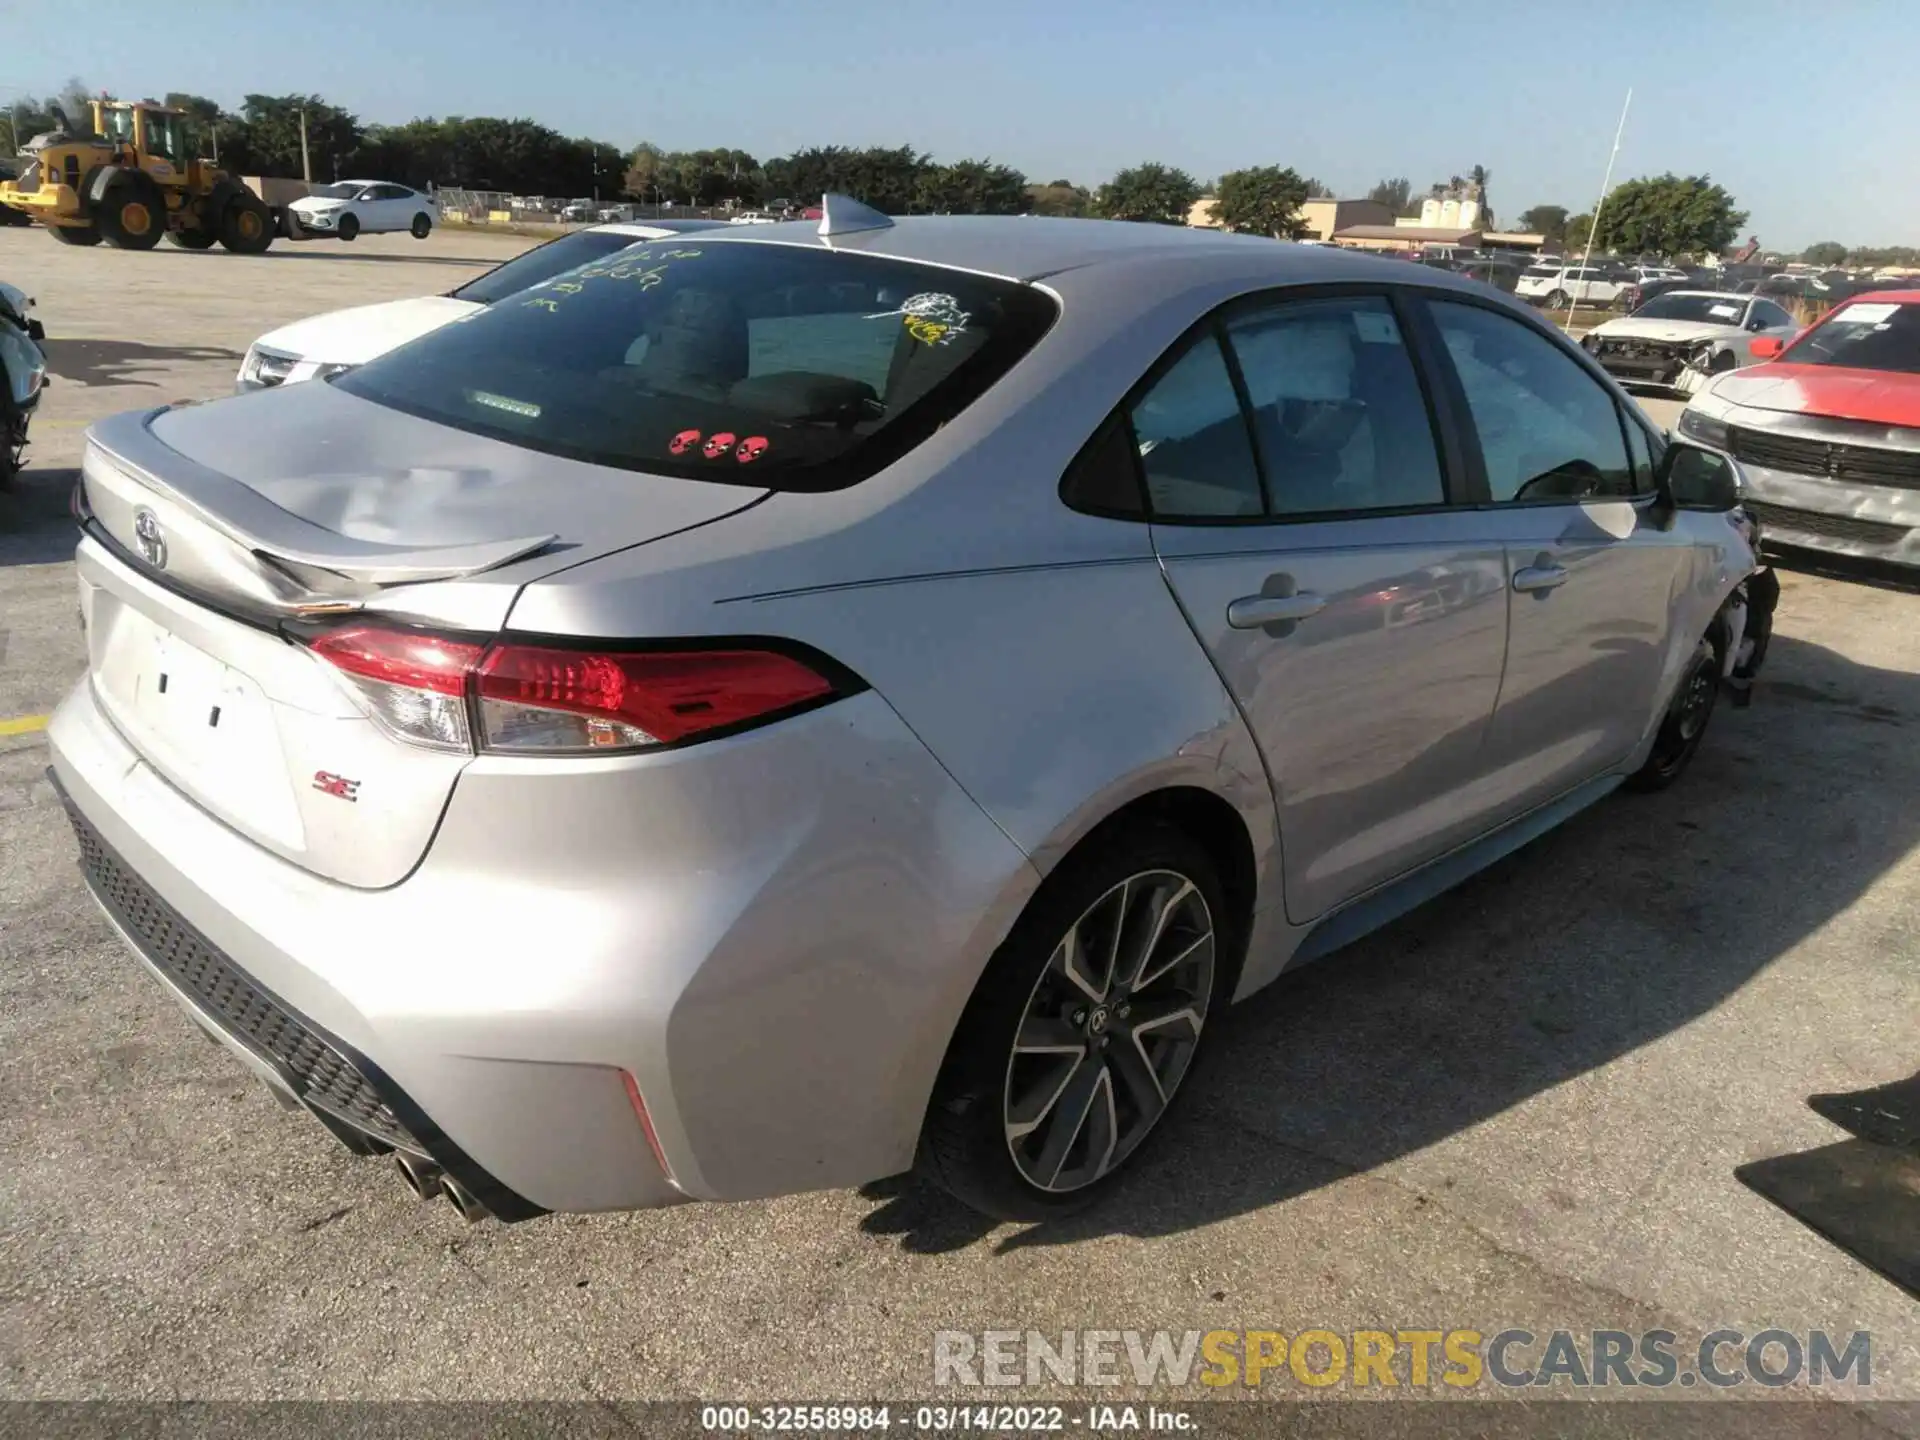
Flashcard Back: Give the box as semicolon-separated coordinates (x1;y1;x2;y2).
1675;291;1920;569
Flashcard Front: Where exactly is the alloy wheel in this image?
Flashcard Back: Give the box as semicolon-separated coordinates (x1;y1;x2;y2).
1003;869;1214;1194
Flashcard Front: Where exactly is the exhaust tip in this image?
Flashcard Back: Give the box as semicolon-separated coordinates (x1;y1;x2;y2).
442;1174;492;1224
394;1151;445;1202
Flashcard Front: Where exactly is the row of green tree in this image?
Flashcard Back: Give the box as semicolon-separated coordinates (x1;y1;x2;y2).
22;82;1896;265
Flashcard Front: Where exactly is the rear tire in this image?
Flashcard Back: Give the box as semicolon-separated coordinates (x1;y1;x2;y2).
337;213;360;242
1626;634;1721;792
97;186;165;250
49;224;102;246
410;212;432;239
918;821;1232;1222
218;197;274;254
165;226;216;250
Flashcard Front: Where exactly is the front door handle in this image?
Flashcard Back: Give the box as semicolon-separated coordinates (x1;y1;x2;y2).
1512;563;1569;594
1227;591;1327;629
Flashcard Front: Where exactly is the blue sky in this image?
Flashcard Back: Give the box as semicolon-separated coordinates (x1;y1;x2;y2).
5;0;1912;249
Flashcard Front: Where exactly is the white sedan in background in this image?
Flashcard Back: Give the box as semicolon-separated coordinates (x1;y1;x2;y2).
1580;291;1801;395
288;181;440;242
236;220;727;390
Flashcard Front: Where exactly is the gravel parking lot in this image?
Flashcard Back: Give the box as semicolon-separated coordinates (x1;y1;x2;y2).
1;227;1916;1423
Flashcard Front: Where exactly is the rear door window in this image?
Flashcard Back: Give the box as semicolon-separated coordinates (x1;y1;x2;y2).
338;243;1058;490
1224;295;1446;514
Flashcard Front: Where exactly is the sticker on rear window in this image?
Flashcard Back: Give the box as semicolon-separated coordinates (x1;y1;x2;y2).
1833;302;1898;326
1352;311;1402;345
868;292;971;347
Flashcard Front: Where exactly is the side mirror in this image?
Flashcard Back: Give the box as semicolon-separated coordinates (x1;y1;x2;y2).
1659;440;1745;514
1749;335;1785;360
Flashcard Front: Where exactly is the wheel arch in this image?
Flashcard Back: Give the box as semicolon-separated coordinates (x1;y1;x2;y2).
1054;785;1260;1001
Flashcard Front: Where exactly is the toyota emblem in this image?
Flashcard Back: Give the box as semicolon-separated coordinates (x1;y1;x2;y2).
132;507;168;570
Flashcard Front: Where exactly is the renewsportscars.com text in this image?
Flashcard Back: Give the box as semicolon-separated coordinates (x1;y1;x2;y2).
933;1328;1872;1391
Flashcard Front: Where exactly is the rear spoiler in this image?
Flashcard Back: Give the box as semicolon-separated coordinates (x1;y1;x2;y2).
84;408;556;602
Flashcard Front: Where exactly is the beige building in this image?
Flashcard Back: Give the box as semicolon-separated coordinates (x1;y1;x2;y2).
1299;198;1393;241
1333;224;1481;252
1188;195;1395;238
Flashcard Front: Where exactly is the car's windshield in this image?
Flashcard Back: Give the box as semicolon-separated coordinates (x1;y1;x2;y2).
307;183;358;200
1783;301;1920;375
450;231;653;305
337;240;1058;490
1632;294;1749;324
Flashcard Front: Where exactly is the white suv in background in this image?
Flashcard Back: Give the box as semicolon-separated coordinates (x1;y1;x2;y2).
1516;264;1628;308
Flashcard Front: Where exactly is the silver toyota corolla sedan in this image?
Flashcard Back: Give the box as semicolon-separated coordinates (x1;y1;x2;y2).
49;199;1757;1224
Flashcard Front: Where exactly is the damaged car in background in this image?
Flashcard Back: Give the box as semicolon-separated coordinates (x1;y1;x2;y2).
1677;290;1920;569
1583;291;1800;396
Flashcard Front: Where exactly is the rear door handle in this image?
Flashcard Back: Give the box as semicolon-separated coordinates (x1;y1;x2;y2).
1227;592;1327;629
1512;564;1569;594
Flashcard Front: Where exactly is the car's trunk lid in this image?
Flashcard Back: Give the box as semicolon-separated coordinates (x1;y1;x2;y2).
79;385;767;887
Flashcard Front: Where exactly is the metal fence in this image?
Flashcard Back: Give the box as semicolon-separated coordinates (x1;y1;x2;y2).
433;188;735;227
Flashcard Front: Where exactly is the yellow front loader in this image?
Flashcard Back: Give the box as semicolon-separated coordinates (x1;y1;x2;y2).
0;98;274;253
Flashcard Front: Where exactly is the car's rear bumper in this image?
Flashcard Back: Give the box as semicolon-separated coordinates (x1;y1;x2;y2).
48;673;1038;1214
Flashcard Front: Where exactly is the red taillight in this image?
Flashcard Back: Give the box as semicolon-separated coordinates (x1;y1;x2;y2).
302;624;847;755
476;644;837;751
307;626;485;751
307;626;484;696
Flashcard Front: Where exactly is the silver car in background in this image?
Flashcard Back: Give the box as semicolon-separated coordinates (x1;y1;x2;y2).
50;202;1757;1224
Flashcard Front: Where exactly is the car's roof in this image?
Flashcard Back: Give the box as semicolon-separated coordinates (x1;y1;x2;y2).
662;214;1436;286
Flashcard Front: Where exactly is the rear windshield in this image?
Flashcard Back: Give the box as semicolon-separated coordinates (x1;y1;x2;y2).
1632;294;1748;324
1785;301;1920;374
450;230;653;305
338;241;1058;490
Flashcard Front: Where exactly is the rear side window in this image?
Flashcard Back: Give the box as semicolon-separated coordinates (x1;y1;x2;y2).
1224;296;1445;514
1128;335;1265;518
339;243;1057;490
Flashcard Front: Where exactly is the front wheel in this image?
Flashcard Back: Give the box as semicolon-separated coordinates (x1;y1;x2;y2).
918;822;1230;1221
218;197;274;254
1626;635;1720;792
49;224;102;246
337;212;360;242
410;212;432;239
1546;288;1571;308
98;188;165;250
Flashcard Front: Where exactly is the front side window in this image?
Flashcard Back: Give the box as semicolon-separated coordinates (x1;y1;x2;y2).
1225;295;1445;514
1126;335;1264;519
1753;301;1794;329
337;242;1057;490
1428;300;1634;503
